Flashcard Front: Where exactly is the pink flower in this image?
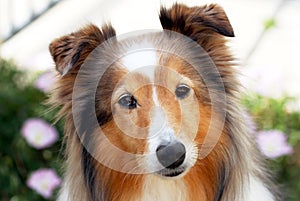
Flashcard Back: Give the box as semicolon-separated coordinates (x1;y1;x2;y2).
256;130;293;159
21;118;58;149
34;71;57;93
27;169;61;198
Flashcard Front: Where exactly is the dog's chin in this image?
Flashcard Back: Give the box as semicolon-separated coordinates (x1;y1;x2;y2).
156;166;187;180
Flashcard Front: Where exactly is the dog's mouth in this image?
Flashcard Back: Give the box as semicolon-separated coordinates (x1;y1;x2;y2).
156;166;186;178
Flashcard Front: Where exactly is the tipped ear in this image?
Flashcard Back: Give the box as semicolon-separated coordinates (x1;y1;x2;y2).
49;24;116;76
159;3;234;39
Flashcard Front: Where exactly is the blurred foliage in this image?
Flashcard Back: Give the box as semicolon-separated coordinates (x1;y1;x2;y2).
264;18;276;30
0;59;63;201
243;94;300;201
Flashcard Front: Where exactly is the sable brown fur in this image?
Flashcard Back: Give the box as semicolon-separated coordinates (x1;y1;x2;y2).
159;3;238;96
159;3;234;38
49;3;281;201
49;24;119;200
49;24;115;76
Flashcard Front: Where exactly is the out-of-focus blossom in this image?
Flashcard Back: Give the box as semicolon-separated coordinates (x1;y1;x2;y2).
34;71;57;93
27;169;61;198
256;130;293;159
21;118;58;149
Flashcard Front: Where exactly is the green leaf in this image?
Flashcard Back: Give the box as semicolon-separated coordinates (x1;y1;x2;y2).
264;18;276;30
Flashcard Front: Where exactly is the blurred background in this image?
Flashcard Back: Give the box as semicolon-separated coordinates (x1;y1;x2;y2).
0;0;299;200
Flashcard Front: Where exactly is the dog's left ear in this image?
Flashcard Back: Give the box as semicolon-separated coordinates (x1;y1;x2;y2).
159;3;234;42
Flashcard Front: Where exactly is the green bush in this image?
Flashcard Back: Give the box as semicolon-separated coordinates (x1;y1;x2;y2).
0;59;63;201
243;94;300;201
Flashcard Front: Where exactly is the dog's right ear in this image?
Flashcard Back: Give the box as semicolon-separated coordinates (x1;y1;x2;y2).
49;24;116;76
159;4;234;48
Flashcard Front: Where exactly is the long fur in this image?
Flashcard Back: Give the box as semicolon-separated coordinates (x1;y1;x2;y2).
49;3;281;201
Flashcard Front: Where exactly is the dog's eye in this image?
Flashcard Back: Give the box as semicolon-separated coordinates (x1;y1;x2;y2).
175;84;191;99
118;94;137;109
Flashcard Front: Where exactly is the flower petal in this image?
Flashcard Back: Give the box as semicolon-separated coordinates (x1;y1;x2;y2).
21;118;58;149
34;71;57;93
27;169;61;198
256;130;293;159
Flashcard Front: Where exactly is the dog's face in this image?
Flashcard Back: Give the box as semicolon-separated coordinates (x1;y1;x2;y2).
49;3;235;179
107;50;202;178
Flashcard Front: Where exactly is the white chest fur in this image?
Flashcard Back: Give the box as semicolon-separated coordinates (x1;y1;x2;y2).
140;175;188;201
242;176;275;201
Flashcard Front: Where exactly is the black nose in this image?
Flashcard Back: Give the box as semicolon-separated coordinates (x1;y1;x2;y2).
156;142;186;169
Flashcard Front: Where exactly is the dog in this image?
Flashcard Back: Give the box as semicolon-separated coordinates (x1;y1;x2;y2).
49;3;280;201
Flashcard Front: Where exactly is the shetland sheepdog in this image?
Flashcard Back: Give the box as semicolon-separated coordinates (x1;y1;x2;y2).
49;3;280;201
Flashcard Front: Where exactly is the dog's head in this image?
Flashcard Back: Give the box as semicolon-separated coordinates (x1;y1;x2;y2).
49;3;236;180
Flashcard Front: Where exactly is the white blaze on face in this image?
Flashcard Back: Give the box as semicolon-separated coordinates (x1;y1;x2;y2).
152;85;160;106
149;107;176;144
120;41;177;171
121;42;158;82
146;106;178;171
